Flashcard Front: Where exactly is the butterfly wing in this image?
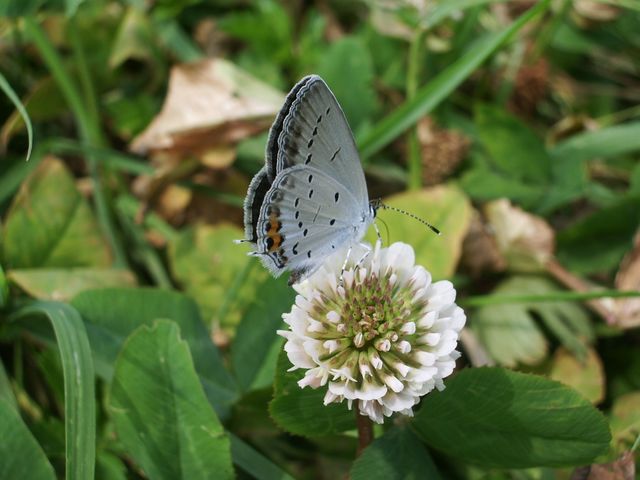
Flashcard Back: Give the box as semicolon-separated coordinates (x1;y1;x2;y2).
265;76;314;182
270;75;369;207
242;166;271;243
253;164;372;283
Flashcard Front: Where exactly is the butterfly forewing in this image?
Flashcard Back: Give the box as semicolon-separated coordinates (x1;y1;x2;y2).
242;74;374;284
264;76;314;182
275;76;369;206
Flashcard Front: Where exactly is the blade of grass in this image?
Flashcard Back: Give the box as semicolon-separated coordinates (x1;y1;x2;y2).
10;301;96;480
23;17;127;267
550;121;640;163
68;18;102;140
358;0;549;159
0;71;33;162
115;195;175;288
462;289;640;308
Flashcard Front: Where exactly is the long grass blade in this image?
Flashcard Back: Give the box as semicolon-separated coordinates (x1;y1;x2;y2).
0;72;33;162
10;301;96;480
358;0;550;159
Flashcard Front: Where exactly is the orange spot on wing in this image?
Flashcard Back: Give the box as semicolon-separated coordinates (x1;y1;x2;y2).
266;212;283;252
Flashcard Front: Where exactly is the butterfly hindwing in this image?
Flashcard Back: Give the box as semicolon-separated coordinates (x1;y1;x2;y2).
254;164;370;281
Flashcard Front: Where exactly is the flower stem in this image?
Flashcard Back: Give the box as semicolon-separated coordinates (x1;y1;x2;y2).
355;403;374;456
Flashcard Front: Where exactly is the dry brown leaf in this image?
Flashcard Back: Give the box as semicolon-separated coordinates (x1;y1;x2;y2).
483;199;554;272
571;451;635;480
156;184;192;224
613;231;640;329
130;59;284;156
200;145;236;169
460;209;507;277
573;0;620;25
482;200;621;324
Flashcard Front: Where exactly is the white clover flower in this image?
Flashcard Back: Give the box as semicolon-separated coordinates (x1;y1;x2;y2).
277;241;466;424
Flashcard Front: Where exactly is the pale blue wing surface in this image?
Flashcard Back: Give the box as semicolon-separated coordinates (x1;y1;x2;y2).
275;75;369;208
254;164;373;283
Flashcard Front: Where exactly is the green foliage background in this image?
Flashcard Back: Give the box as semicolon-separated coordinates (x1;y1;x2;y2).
1;0;639;478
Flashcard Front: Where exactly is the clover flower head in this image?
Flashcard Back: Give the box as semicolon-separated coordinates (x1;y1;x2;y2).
278;241;466;424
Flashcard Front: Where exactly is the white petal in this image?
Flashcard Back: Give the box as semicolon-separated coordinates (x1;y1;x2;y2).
356;380;388;401
383;374;404;393
326;310;341;323
426;281;457;312
400;321;416;335
396;340;412;354
417;311;438;329
368;350;383;370
414;350;436;366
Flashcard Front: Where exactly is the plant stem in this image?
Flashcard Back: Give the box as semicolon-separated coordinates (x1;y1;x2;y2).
462;288;640;308
406;29;427;191
355;403;374;456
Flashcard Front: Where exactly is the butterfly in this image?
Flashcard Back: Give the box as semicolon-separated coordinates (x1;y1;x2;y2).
239;75;377;285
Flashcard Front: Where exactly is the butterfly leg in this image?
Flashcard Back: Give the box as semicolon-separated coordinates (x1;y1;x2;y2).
338;245;353;287
354;244;372;272
373;221;383;245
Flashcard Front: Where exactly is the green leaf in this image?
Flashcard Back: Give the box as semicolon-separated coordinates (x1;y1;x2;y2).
1;157;111;269
65;0;85;17
270;350;354;437
95;452;127;480
458;157;545;210
366;185;472;279
11;301;95;480
351;426;442;480
475;104;551;182
0;400;56;480
550;121;640;164
231;276;294;392
316;37;377;133
71;288;238;416
412;367;611;468
108;320;233;480
168;224;268;329
472;276;592;367
0;359;16;411
0;71;33;162
108;7;157;69
0;264;8;309
557;195;640;275
229;434;294;480
358;0;549;158
8;268;136;301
